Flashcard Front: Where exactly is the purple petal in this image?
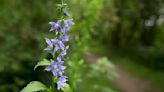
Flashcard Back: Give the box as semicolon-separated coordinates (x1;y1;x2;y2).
58;41;65;50
45;38;52;45
45;66;52;71
49;22;55;25
61;66;66;70
65;26;70;32
50;59;56;65
49;22;55;31
58;76;67;82
55;29;59;35
52;70;58;76
57;76;67;90
61;50;66;56
64;12;70;17
57;55;62;62
57;61;64;65
55;44;60;51
51;39;58;44
57;81;65;90
64;19;74;26
57;20;62;25
44;38;53;51
60;34;69;42
51;49;56;57
44;46;52;51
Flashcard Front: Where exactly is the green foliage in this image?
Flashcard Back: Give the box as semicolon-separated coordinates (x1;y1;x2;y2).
89;57;118;79
34;59;50;70
76;62;120;92
67;59;84;91
1;0;163;91
21;81;47;92
0;0;59;91
69;0;103;52
97;57;115;68
93;0;164;70
65;0;104;90
62;84;73;92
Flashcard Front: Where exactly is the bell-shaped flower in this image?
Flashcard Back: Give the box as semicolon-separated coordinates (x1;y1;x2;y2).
60;34;69;43
44;38;53;51
64;12;70;17
45;59;66;76
57;76;68;90
51;39;65;51
49;20;62;35
64;19;74;26
57;55;62;62
61;46;69;57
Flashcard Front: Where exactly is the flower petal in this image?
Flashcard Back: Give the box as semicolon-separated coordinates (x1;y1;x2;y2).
57;55;61;62
45;66;52;71
51;39;58;44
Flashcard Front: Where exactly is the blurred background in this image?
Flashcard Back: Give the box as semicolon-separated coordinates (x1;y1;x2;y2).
0;0;164;92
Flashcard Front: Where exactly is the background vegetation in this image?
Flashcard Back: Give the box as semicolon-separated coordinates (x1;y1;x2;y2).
0;0;163;92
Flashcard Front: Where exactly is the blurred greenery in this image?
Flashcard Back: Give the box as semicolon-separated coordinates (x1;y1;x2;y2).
77;61;121;92
94;0;164;71
0;0;164;92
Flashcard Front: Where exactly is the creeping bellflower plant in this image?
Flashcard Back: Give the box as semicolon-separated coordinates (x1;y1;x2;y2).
44;3;74;91
21;0;74;92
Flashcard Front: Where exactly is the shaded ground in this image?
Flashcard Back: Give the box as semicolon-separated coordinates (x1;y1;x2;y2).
84;53;161;92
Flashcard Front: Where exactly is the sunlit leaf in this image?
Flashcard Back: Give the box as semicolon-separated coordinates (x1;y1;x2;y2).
20;81;47;92
34;59;50;70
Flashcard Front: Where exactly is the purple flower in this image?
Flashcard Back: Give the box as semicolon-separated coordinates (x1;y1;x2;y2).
57;55;62;62
45;10;74;90
51;39;65;51
64;19;74;27
61;46;69;57
49;20;62;35
60;34;69;42
45;59;66;76
44;38;53;51
57;76;67;90
62;19;74;33
64;12;70;17
62;26;70;33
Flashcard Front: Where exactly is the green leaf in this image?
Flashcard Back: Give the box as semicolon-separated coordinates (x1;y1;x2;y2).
78;59;84;65
34;59;50;70
97;57;115;68
56;4;62;7
62;83;73;92
63;3;67;6
20;81;47;92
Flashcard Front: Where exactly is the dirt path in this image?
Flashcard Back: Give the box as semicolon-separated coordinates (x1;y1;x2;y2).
84;53;161;92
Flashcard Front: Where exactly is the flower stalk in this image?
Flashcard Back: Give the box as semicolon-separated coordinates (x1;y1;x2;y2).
44;0;74;90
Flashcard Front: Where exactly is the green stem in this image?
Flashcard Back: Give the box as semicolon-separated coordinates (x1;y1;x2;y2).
61;0;64;5
51;77;55;92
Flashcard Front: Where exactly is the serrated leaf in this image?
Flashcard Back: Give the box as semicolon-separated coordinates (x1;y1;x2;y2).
62;83;73;92
20;81;47;92
34;59;50;70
